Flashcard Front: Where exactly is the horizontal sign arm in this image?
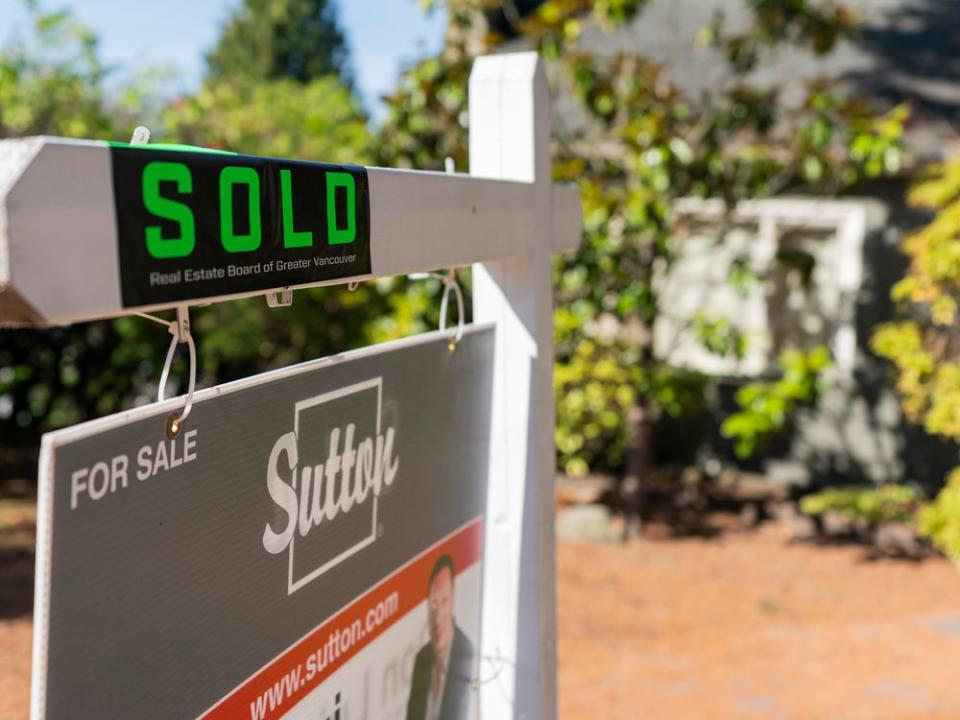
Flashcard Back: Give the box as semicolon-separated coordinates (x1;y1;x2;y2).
0;137;580;327
369;168;580;275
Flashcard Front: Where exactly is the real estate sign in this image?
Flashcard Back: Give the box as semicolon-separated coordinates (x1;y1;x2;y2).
32;327;494;720
109;145;371;307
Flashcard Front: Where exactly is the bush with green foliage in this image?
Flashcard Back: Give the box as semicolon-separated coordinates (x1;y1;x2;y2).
1;0;908;487
205;0;352;86
555;339;705;475
917;469;960;562
872;155;960;563
799;484;923;528
0;0;438;449
163;76;371;163
721;346;832;459
0;0;110;139
384;0;905;476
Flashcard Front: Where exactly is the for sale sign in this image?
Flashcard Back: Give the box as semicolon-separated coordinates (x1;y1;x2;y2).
32;327;493;720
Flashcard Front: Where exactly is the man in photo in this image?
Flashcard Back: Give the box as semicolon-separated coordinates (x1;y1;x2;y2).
406;554;475;720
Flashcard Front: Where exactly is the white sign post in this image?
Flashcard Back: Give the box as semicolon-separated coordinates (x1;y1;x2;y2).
471;54;559;720
0;51;579;720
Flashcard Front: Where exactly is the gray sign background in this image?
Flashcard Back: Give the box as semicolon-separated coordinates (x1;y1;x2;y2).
34;326;494;720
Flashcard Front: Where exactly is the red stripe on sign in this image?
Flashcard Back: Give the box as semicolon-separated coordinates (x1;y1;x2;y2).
197;517;484;720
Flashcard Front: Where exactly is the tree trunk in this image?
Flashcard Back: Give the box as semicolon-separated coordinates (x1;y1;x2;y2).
621;397;651;541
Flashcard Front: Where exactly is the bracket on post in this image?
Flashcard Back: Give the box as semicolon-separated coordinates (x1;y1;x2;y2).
172;305;190;343
265;288;294;308
130;125;151;145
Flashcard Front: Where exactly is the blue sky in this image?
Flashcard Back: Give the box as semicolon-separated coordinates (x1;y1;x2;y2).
0;0;447;117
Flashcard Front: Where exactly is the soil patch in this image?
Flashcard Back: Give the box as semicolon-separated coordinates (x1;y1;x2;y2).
559;517;960;719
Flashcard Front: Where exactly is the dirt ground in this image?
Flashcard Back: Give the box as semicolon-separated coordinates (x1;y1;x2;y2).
4;505;960;719
558;519;960;720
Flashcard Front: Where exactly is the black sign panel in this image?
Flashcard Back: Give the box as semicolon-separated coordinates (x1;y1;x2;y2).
110;146;371;307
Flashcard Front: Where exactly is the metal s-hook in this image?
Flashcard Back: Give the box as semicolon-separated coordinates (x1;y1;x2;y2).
409;270;465;352
159;306;196;438
139;306;197;438
438;270;465;351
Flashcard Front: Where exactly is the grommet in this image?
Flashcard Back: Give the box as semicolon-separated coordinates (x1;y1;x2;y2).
166;412;183;439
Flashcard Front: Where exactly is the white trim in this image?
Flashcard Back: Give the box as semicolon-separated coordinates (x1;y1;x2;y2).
0;137;44;290
29;439;55;720
470;51;557;720
666;196;870;377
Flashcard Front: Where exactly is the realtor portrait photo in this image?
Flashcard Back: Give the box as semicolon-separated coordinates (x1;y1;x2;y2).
406;554;476;720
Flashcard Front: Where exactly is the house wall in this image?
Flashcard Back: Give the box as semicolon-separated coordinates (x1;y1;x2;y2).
656;181;958;494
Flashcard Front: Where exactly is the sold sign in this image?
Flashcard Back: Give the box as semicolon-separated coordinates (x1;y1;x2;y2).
110;145;371;307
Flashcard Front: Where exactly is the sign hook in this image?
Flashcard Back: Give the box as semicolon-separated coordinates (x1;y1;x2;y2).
266;288;294;308
130;125;151;145
409;270;465;352
137;306;197;438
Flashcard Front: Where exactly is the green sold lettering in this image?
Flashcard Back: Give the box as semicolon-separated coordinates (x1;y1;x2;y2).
326;172;356;245
281;169;313;248
219;166;262;253
143;161;196;259
141;163;358;256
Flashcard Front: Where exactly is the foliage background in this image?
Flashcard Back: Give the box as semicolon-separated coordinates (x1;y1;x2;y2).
0;0;907;499
872;158;960;558
382;0;905;482
0;0;440;451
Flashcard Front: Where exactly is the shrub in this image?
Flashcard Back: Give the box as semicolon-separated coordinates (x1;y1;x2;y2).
721;346;832;458
917;468;960;562
799;484;923;528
